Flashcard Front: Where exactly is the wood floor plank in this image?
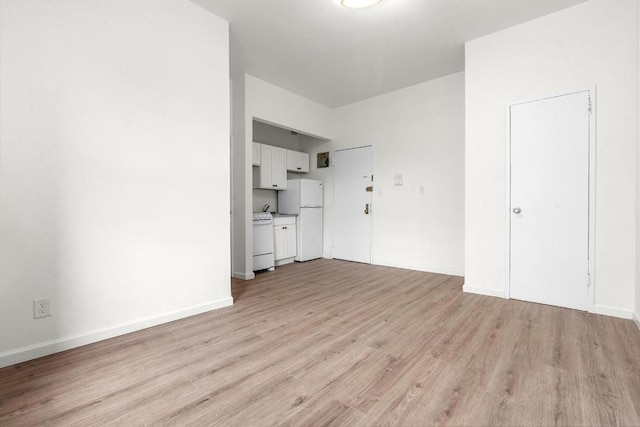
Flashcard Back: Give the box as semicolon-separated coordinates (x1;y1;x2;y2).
1;259;640;426
445;391;537;427
277;398;365;427
357;354;454;425
0;362;149;425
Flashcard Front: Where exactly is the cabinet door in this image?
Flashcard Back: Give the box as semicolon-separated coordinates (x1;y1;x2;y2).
271;147;287;189
273;225;286;260
274;224;297;260
259;144;274;189
297;152;310;173
256;144;288;190
287;150;310;173
284;225;297;258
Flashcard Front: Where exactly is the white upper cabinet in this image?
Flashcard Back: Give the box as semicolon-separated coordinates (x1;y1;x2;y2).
256;144;287;190
253;143;309;190
287;150;310;173
270;147;287;188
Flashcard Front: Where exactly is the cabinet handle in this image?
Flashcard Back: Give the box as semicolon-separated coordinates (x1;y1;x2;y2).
364;203;370;215
297;167;301;170
282;226;287;229
273;184;278;188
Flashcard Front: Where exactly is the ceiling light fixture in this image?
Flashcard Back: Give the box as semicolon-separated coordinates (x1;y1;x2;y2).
340;0;383;9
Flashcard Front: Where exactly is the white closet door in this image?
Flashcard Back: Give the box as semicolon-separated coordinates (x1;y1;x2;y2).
509;91;591;311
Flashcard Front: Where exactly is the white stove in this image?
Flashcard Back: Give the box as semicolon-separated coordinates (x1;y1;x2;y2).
252;212;274;271
252;212;273;222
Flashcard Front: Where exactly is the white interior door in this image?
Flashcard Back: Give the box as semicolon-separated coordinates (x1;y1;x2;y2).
509;90;592;311
333;146;373;264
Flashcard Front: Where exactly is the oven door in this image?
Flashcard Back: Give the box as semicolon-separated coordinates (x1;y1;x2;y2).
252;221;274;256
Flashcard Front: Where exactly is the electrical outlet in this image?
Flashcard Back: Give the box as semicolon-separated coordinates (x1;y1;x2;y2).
34;298;50;319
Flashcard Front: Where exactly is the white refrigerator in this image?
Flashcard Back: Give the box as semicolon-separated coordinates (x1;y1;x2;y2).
278;179;323;261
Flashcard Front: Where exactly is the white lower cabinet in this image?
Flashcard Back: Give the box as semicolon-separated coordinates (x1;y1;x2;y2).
273;216;297;266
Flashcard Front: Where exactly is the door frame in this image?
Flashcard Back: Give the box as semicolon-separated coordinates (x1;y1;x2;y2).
331;145;374;264
504;87;597;312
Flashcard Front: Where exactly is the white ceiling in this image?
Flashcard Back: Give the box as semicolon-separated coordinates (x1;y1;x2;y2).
191;0;588;108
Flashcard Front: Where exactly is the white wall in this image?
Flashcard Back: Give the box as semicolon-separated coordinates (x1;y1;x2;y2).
231;76;253;280
0;0;232;367
246;75;334;141
465;0;638;317
305;72;465;276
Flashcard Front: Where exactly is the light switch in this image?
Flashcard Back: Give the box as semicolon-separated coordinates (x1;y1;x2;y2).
394;173;403;186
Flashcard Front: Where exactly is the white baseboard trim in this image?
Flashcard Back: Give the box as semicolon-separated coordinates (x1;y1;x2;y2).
462;284;506;299
633;311;640;330
232;271;255;280
591;304;634;320
412;266;464;277
0;297;233;369
371;259;464;277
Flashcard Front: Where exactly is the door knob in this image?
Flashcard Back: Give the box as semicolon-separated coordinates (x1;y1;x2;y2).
513;207;522;214
364;203;370;215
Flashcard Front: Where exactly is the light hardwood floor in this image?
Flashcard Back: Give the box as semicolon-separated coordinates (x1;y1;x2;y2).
1;259;640;426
